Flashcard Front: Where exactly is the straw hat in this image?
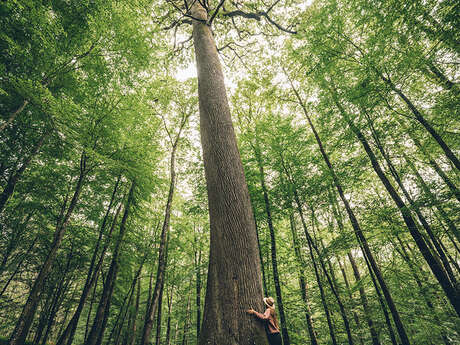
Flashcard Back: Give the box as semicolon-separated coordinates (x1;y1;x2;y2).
263;297;275;308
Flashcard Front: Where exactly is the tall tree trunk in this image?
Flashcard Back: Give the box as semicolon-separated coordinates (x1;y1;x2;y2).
85;181;135;345
128;273;142;345
8;152;87;345
57;176;122;345
253;140;290;345
85;270;100;343
328;189;381;345
0;211;34;275
332;94;460;316
0;235;38;298
393;235;452;345
181;291;192;345
362;250;399;345
289;213;319;345
286;75;410;345
189;2;268;344
0;131;47;214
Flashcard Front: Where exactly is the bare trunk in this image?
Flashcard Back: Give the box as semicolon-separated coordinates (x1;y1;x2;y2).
190;2;268;344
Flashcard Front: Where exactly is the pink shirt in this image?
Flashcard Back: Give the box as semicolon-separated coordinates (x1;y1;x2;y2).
253;308;280;334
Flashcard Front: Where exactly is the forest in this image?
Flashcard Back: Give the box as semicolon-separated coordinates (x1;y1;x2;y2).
0;0;459;345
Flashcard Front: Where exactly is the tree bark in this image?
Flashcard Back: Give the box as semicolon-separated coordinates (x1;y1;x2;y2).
189;2;268;344
195;229;202;339
403;126;460;203
165;287;174;345
293;197;337;345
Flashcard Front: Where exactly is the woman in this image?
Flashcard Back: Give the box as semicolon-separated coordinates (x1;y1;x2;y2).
247;297;282;345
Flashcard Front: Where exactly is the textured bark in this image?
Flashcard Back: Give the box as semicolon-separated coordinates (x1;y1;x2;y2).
334;98;460;317
85;182;135;345
287;78;410;344
289;213;319;345
8;152;87;345
190;2;268;344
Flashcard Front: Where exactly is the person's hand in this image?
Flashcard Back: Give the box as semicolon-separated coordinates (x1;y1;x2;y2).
246;308;255;315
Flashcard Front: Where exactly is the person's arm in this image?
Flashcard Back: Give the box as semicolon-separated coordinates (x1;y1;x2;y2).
250;308;270;321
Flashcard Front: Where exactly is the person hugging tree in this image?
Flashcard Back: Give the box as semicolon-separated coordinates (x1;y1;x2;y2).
247;297;282;345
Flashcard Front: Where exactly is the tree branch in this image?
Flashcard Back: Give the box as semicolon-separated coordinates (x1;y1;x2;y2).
222;10;297;34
